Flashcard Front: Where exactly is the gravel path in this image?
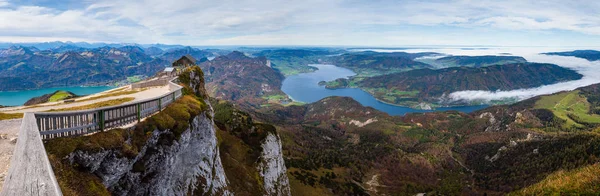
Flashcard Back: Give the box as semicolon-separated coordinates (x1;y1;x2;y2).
0;119;22;191
1;85;170;114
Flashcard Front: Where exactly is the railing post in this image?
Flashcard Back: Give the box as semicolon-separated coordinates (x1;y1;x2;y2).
137;103;141;122
172;92;175;101
158;98;162;111
36;115;41;132
99;109;105;132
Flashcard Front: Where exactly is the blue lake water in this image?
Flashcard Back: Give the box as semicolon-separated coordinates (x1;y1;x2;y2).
281;64;488;116
0;86;114;106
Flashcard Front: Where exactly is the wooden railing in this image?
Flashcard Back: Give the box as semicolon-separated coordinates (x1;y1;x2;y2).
0;113;62;196
34;77;183;140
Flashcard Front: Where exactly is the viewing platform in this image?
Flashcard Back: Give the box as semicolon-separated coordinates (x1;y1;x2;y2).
0;76;185;195
0;78;173;114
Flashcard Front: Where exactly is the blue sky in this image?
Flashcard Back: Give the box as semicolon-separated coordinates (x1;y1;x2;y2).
0;0;599;46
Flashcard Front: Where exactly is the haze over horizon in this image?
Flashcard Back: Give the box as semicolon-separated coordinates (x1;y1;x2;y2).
0;0;599;46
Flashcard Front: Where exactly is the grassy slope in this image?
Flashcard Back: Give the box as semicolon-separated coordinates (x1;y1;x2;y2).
127;75;143;83
0;112;23;120
511;163;600;195
48;90;74;102
212;98;290;195
324;77;423;107
287;168;339;196
216;129;265;195
46;128;134;195
363;88;420;104
534;90;600;128
270;58;318;76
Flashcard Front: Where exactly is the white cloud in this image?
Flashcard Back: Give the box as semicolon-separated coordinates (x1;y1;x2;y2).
0;35;91;42
0;0;599;45
378;47;600;103
426;48;600;103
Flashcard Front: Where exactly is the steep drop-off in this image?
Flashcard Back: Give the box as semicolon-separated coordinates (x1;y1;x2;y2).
211;98;291;195
44;66;291;195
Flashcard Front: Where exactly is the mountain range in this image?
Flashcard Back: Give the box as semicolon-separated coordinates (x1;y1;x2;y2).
322;51;439;76
543;50;600;61
198;51;289;107
423;55;527;68
0;45;225;91
339;63;582;106
13;46;600;195
0;41;186;50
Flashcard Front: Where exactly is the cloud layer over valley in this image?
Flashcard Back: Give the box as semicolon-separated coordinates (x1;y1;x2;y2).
398;47;600;103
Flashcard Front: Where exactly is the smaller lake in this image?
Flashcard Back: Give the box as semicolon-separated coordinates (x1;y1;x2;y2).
0;86;115;106
281;64;488;116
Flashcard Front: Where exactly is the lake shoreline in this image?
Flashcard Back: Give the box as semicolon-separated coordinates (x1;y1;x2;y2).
327;85;488;111
0;84;116;93
0;86;115;106
281;64;489;116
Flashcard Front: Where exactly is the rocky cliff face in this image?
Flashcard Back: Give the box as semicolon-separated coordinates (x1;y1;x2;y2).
67;110;230;195
258;133;291;196
45;66;291;195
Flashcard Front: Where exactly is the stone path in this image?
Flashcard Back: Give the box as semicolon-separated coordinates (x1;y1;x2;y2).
0;119;22;191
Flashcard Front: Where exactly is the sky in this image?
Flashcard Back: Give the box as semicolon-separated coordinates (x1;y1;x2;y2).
0;0;600;46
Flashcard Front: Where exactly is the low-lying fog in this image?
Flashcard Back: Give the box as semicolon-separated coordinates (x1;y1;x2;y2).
363;47;600;104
